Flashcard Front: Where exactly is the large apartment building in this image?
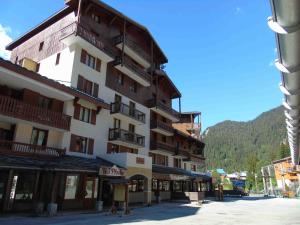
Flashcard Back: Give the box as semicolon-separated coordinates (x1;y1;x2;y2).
0;0;208;214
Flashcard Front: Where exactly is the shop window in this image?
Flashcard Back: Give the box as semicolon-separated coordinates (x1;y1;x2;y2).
14;173;35;200
85;177;98;199
64;175;79;200
129;179;144;192
173;181;182;192
161;181;170;191
152;179;158;190
30;128;48;146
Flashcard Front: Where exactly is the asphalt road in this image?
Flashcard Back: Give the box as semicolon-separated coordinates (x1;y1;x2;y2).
1;196;300;225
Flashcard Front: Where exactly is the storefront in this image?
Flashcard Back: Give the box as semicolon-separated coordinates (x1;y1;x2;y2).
0;155;125;214
152;165;211;202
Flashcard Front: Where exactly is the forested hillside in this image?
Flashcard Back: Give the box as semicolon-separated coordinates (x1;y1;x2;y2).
203;106;288;172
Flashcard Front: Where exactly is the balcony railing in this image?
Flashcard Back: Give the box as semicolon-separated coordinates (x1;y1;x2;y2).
113;56;151;83
147;99;179;119
150;141;175;153
150;119;174;133
0;140;65;157
110;102;145;123
59;22;116;58
109;128;145;147
193;148;203;156
0;95;71;130
114;35;151;63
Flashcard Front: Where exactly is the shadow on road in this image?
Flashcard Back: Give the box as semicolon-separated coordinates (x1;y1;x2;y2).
0;203;201;225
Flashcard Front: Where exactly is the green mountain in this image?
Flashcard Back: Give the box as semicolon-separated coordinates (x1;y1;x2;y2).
203;106;288;173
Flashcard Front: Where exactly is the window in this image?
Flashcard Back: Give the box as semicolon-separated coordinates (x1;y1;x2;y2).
55;53;60;65
77;75;94;95
191;164;197;171
80;49;101;72
75;136;88;153
108;143;119;153
115;94;122;103
161;181;170;191
38;96;52;109
79;107;91;123
116;73;124;85
129;124;135;133
91;13;100;23
129;81;137;93
129;179;144;192
114;118;121;129
39;42;44;51
64;175;79;199
129;101;135;117
15;56;18;64
14;173;35;201
30;128;48;146
174;158;182;168
70;134;94;154
86;54;96;69
162;117;167;123
173;181;182;192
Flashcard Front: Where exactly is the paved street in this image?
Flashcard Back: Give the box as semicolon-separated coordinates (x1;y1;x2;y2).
1;197;300;225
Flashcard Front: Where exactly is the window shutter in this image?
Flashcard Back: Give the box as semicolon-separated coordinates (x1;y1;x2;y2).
74;103;80;120
91;110;97;125
70;134;77;152
81;49;87;63
93;83;99;98
77;75;84;90
88;138;94;155
96;58;101;72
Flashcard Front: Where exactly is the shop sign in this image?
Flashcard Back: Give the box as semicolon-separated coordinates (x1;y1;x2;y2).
99;165;125;177
170;174;189;180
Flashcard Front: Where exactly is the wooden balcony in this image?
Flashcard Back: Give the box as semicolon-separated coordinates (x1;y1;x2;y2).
114;35;151;68
108;128;145;148
150;119;174;136
60;22;116;60
147;99;179;122
113;56;151;87
0;95;71;131
110;102;145;124
0;140;65;157
150;141;176;154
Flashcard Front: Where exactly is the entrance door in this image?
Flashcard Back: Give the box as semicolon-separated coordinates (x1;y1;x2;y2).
102;180;113;207
83;177;98;209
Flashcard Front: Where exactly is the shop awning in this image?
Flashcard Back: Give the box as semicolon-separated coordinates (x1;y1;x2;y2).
0;154;122;173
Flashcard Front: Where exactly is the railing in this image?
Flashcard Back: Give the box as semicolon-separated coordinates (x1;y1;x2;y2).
0;140;65;157
114;35;151;63
0;95;71;130
110;102;145;123
150;119;174;133
147;99;179;119
150;141;175;153
59;22;117;58
113;56;151;83
109;128;145;147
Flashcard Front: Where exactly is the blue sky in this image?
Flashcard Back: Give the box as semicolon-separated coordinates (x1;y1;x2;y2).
0;0;281;130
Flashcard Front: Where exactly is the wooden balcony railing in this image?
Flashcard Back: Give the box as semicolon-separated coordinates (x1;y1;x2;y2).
59;22;117;58
150;141;175;153
113;56;151;84
109;128;145;147
110;102;145;124
114;35;151;63
0;95;71;130
147;99;179;119
150;119;174;133
0;140;66;157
